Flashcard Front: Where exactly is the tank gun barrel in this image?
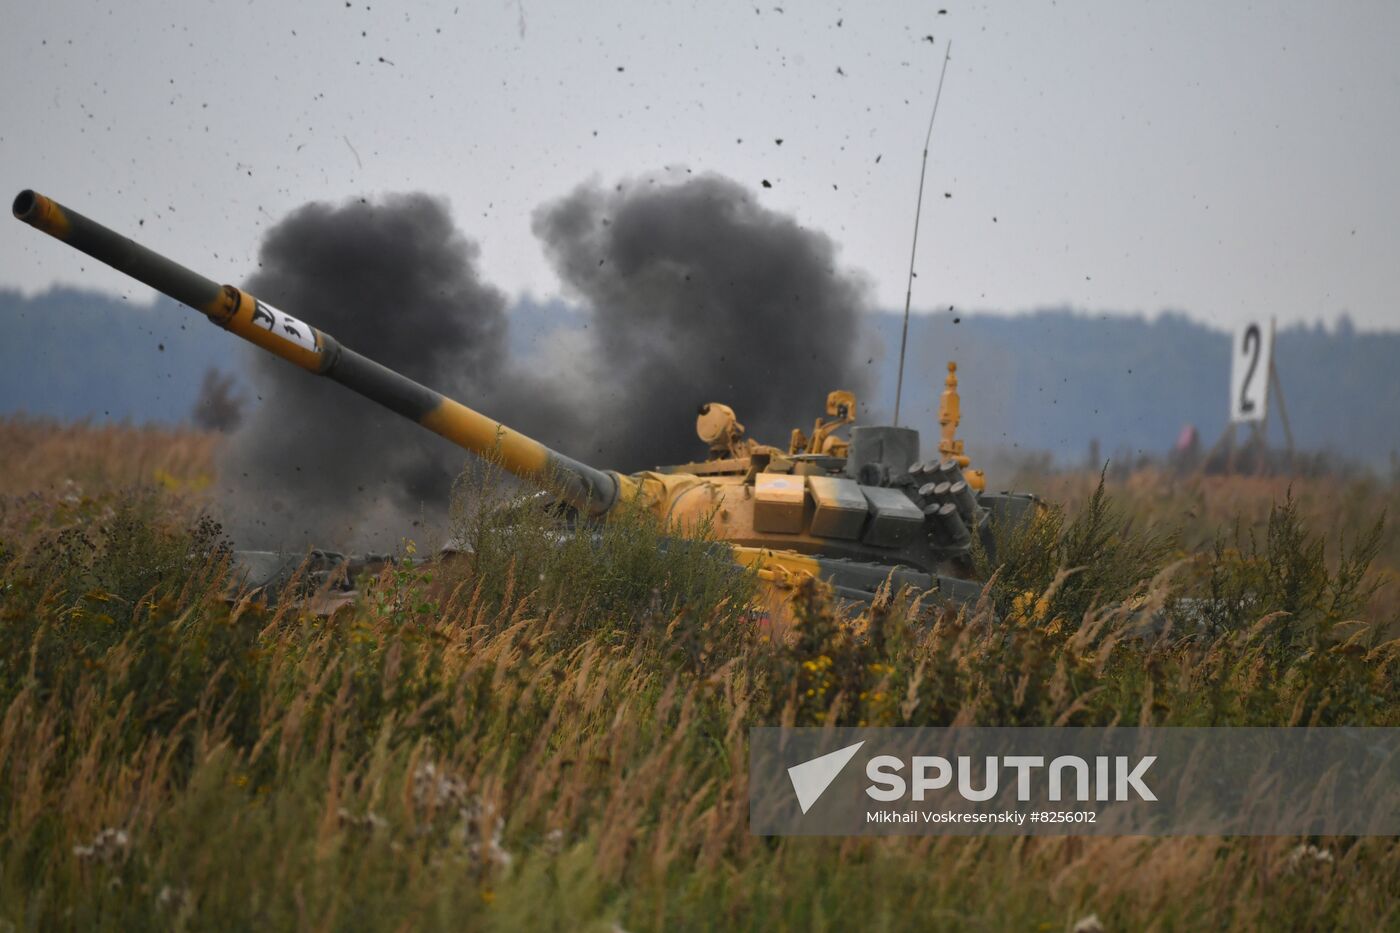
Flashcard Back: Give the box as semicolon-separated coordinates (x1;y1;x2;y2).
12;189;622;514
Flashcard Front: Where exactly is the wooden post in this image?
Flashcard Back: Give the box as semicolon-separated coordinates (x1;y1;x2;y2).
1200;423;1233;476
1270;361;1296;473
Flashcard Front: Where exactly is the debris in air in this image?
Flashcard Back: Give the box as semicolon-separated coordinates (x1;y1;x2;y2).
343;136;363;168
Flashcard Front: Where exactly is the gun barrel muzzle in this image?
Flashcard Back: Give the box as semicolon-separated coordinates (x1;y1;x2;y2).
14;189;226;312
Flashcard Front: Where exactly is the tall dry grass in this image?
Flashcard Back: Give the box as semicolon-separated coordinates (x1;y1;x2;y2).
0;419;1398;930
1037;467;1400;625
0;416;217;498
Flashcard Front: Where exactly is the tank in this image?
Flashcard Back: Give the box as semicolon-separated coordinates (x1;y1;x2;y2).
12;189;1038;609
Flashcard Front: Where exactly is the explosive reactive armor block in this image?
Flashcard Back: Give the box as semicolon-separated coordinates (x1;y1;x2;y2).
806;475;868;539
860;486;925;547
753;473;808;533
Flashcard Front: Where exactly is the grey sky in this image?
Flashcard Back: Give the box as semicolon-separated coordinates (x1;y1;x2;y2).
3;0;1397;329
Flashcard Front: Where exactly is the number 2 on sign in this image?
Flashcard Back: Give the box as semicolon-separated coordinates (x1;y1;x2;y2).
1239;325;1261;414
1230;320;1272;424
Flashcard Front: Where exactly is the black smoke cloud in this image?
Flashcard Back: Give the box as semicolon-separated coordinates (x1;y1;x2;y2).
221;174;872;548
534;172;873;471
220;193;522;548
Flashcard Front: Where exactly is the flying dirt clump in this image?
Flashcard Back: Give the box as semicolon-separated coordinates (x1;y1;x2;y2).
533;172;873;472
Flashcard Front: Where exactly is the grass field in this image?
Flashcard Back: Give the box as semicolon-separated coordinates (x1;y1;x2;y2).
1;416;1397;931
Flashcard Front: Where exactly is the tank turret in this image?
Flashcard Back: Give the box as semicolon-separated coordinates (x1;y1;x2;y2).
13;189;1036;607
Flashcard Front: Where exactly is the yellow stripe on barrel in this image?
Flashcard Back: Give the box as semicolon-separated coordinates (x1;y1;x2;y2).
420;400;552;475
19;192;72;240
216;288;324;373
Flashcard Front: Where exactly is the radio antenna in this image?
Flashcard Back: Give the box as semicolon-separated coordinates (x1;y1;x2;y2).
892;40;952;427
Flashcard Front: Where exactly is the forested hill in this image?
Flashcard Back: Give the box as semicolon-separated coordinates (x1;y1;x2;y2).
861;307;1400;468
0;288;227;425
3;287;1397;468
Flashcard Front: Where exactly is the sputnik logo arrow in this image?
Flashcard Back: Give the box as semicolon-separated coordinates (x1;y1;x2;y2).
787;741;865;814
